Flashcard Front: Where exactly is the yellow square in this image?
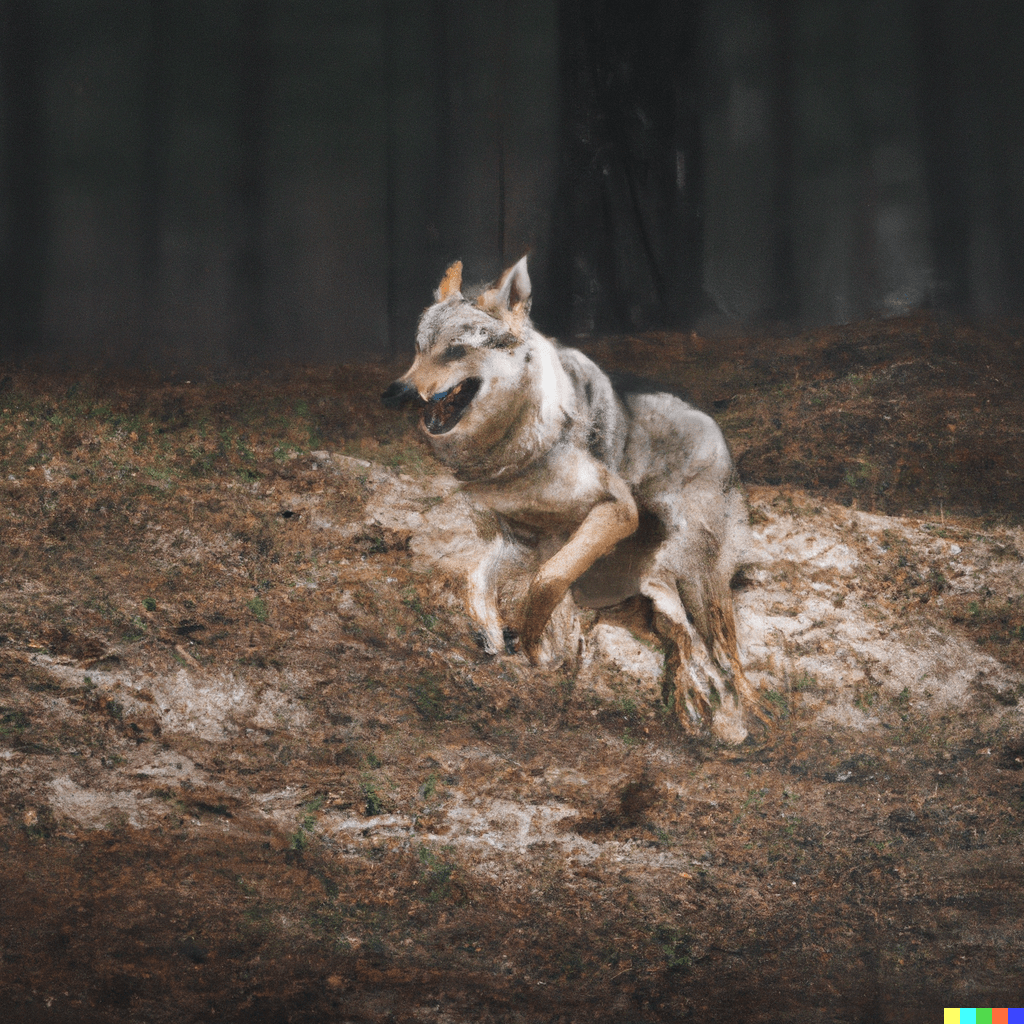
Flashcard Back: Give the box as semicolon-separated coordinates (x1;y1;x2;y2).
945;1011;960;1024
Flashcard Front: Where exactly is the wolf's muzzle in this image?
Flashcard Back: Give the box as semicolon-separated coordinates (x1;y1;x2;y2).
381;380;424;410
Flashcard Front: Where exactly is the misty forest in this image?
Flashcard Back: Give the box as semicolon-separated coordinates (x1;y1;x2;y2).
2;0;1024;364
1;3;1024;1022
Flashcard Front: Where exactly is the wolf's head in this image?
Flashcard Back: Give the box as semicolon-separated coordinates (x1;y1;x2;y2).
383;257;564;479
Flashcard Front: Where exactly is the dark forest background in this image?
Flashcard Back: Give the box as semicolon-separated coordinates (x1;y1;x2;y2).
1;0;1022;366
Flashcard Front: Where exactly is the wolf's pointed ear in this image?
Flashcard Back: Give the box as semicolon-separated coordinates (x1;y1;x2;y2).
478;255;532;316
434;261;463;302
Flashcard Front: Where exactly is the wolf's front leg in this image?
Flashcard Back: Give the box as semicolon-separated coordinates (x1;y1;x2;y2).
519;490;638;662
464;533;515;655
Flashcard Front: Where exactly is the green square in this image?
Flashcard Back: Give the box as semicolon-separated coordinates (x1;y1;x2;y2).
977;1011;993;1024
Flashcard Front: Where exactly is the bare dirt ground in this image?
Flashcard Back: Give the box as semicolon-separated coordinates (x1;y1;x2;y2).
1;313;1023;1022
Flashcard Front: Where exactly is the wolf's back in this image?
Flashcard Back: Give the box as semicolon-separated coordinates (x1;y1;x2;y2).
555;345;630;471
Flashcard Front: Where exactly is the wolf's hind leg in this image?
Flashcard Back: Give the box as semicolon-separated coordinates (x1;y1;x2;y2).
641;575;749;744
703;585;776;734
650;515;772;739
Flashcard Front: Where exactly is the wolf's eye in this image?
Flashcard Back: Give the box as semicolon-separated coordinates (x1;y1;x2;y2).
484;332;517;350
440;344;468;363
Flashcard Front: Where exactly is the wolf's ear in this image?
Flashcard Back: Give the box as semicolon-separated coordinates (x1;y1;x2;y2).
434;261;463;302
478;255;532;316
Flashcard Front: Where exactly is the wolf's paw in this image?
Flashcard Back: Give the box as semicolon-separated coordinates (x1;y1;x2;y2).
523;628;565;668
710;704;749;745
675;688;712;733
672;666;716;736
670;660;755;745
472;626;520;658
682;690;749;745
472;629;501;657
521;639;546;666
472;630;495;655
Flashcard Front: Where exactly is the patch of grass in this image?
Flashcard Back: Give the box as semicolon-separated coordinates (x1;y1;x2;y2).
0;708;30;737
273;443;302;462
417;844;460;904
652;826;674;847
946;597;1024;669
288;795;325;853
853;686;878;711
615;696;641;721
844;459;878;496
185;447;217;478
791;670;818;692
420;772;438;801
171;648;197;668
410;671;456;722
733;786;768;826
401;587;439;633
554;672;576;704
652;924;692;973
361;775;386;816
246;597;269;623
379;441;431;475
123;615;148;642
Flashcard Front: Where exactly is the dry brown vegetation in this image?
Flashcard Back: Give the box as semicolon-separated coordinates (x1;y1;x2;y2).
1;313;1023;1022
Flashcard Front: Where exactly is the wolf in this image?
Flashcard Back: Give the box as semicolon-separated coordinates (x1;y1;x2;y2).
382;257;770;743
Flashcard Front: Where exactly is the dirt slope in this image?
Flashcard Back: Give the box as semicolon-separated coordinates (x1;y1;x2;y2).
1;314;1023;1022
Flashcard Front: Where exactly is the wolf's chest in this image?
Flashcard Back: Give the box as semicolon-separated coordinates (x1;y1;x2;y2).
463;445;619;537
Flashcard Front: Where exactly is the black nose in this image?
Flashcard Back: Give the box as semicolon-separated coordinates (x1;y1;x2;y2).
381;380;423;409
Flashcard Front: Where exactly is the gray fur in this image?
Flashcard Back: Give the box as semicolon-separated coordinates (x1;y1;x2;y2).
384;257;770;743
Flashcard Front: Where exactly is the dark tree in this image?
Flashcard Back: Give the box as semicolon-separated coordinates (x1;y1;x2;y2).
554;0;706;334
139;0;172;351
384;0;450;358
768;0;799;320
0;0;48;360
234;0;271;358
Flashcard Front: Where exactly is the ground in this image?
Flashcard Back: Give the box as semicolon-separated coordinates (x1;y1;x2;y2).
1;313;1023;1022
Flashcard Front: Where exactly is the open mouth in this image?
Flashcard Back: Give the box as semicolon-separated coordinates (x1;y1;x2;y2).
423;377;481;435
